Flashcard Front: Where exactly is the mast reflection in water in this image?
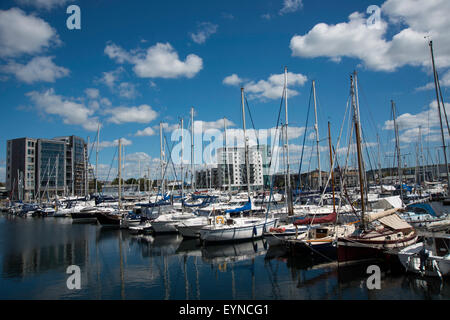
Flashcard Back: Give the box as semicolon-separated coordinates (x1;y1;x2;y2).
0;215;449;300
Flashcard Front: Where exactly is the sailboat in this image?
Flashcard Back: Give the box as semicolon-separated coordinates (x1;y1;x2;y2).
198;87;279;243
337;72;418;264
96;138;127;227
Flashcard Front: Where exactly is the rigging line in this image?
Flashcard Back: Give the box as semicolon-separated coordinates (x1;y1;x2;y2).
296;83;314;193
267;87;285;171
244;96;260;149
105;147;118;185
437;73;450;139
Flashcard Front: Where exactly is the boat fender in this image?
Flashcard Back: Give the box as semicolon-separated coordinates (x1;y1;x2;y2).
253;225;257;236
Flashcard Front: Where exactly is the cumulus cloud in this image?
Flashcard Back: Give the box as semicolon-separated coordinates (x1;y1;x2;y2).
85;88;100;99
1;56;69;83
99;67;125;89
279;0;303;15
98;138;132;149
117;82;138;99
383;100;450;144
16;0;72;10
290;0;450;72
224;72;308;100
135;127;156;137
105;42;203;79
0;8;60;58
105;105;158;124
190;22;218;44
27;88;100;131
223;74;245;86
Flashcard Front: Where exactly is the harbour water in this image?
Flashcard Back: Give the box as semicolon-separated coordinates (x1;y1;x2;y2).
0;214;449;300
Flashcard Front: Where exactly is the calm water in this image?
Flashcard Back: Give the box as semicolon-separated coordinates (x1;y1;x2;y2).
0;214;449;300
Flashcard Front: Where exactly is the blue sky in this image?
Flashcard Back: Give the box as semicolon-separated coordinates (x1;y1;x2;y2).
1;0;449;181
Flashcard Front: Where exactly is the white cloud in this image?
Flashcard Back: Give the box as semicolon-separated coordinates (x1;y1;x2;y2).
16;0;72;10
125;152;152;162
223;74;245;86
279;0;303;15
261;13;272;20
417;70;450;91
105;42;203;79
383;100;450;144
135;127;156;137
27;88;100;131
118;82;138;99
98;138;132;149
99;67;124;89
100;97;112;106
1;56;69;83
105;105;158;124
0;8;60;58
229;72;307;100
290;0;450;72
190;22;218;44
85;88;100;99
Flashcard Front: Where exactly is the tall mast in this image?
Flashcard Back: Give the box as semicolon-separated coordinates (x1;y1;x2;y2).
224;117;232;193
55;155;59;200
118;138;122;211
429;40;450;191
96;124;100;195
191;107;195;193
241;87;251;198
377;133;382;187
181;117;184;196
351;74;366;226
312;80;322;190
392;100;403;202
160;122;165;195
328;121;336;212
284;67;294;215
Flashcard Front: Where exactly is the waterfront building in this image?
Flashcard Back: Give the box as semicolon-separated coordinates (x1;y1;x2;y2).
6;136;88;201
217;145;270;191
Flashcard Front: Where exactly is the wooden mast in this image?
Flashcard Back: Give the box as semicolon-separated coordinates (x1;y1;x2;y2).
429;40;450;191
328;121;336;213
241;87;251;198
351;73;366;227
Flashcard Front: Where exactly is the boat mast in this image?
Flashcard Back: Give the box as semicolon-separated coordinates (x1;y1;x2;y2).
160;122;165;195
224;117;232;194
377;133;382;188
313;80;322;190
429;40;450;191
241;87;251;198
96;124;100;195
118;138;122;211
191;107;195;193
328;121;336;212
351;74;366;227
55;154;58;200
181;117;184;197
284;67;294;215
392;100;403;202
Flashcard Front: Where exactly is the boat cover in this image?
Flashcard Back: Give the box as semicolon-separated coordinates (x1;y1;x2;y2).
225;199;252;213
378;213;413;230
293;211;337;226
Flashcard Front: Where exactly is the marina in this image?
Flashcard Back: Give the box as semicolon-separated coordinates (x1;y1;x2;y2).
0;214;449;300
1;0;450;304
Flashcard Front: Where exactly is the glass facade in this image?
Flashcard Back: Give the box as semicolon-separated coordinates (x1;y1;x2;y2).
39;141;65;188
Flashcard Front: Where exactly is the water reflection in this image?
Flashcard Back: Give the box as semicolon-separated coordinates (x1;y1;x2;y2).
0;214;449;300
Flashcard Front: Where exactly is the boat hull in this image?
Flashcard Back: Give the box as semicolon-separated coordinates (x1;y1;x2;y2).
337;233;418;264
177;225;205;238
199;219;278;243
